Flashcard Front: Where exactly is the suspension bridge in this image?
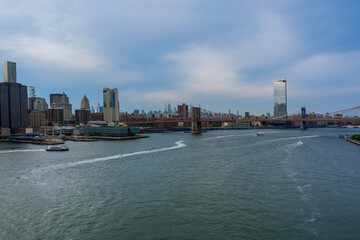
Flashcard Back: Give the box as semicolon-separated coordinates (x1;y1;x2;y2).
125;106;360;129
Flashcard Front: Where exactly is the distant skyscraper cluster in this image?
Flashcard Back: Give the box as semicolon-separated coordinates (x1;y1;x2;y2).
0;60;295;132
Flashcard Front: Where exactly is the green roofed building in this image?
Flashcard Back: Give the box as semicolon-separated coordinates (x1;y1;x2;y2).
85;126;139;137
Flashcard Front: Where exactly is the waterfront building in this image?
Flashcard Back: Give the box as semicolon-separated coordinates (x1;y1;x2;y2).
103;88;120;124
85;125;139;137
50;92;73;121
273;79;287;117
177;103;188;119
0;61;28;129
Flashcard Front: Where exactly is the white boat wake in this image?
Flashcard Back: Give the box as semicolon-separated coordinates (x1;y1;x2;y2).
0;149;45;154
268;135;319;143
203;131;280;140
37;141;186;171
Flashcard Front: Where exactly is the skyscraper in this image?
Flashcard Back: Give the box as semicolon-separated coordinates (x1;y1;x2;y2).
273;79;287;117
0;61;28;129
80;94;90;110
103;88;119;123
50;92;73;121
75;94;91;125
2;61;16;83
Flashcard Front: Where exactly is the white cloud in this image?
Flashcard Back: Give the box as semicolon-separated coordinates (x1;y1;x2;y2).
284;51;360;97
0;36;102;70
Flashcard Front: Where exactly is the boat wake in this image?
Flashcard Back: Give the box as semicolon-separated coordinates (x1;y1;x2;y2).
287;141;303;149
203;131;280;140
37;141;186;171
0;149;45;154
268;135;319;143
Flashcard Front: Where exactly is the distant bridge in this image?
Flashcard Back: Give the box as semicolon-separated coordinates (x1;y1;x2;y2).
125;106;360;128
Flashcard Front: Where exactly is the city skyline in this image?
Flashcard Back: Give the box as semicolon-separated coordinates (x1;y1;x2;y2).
0;1;359;115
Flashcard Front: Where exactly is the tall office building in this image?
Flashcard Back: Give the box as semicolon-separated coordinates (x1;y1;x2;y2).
75;94;91;125
80;94;90;110
50;92;72;121
0;61;28;129
2;61;16;83
273;79;287;117
103;88;119;123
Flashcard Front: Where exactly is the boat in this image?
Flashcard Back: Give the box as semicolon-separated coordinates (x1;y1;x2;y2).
46;145;69;151
256;132;263;136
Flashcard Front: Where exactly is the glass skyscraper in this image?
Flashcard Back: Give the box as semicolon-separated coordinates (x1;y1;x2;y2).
273;79;287;117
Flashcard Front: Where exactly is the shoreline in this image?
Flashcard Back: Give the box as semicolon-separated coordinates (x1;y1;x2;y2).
346;138;360;146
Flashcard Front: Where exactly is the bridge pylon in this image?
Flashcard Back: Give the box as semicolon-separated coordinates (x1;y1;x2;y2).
300;107;307;130
191;107;202;134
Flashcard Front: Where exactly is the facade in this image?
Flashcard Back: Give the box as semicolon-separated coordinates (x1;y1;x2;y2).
28;111;47;128
75;109;91;125
0;61;28;129
273;79;287;117
103;88;119;123
50;93;68;105
75;94;91;125
2;61;16;83
85;126;139;137
50;92;73;121
47;108;64;125
177;103;188;119
29;97;48;111
91;112;104;121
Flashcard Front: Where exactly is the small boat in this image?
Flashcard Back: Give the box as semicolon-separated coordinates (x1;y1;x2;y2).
257;132;263;136
46;145;69;151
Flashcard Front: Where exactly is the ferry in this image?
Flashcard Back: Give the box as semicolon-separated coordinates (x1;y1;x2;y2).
46;145;69;151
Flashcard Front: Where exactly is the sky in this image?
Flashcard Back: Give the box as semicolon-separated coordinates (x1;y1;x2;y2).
0;0;359;115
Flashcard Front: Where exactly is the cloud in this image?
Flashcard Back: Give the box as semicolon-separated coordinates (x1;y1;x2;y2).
284;51;360;97
0;36;103;70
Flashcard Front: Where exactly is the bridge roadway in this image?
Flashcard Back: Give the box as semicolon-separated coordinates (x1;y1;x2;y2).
126;117;360;127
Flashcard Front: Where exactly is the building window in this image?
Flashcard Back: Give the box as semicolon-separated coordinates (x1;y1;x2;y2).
110;92;115;107
103;91;107;107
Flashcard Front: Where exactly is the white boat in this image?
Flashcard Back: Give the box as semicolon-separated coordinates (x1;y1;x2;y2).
46;145;69;151
257;132;263;136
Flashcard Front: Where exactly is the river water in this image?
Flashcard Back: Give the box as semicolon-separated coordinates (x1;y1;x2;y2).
0;128;359;239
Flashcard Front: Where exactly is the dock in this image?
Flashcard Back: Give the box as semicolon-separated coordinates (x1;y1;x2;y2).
346;138;360;146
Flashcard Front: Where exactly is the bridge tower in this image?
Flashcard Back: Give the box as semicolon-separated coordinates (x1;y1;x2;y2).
300;107;307;130
191;107;202;134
